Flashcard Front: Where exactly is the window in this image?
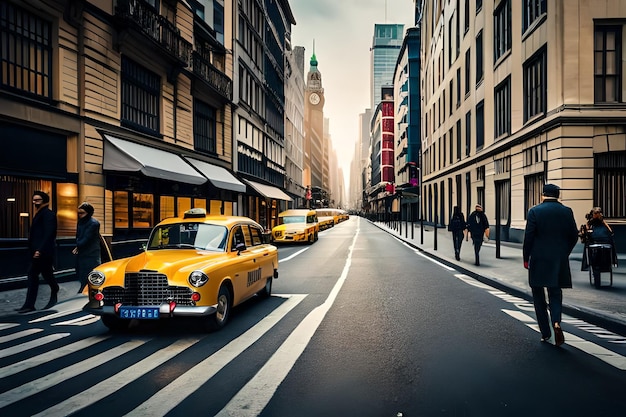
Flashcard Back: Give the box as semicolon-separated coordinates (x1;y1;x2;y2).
476;0;483;13
494;0;511;62
121;57;160;135
594;26;622;103
595;152;626;218
0;2;52;99
456;119;461;160
449;127;454;165
523;47;547;122
476;31;483;85
494;77;511;139
496;180;510;224
194;99;217;154
465;48;471;95
464;0;470;34
523;0;546;33
465;110;471;156
456;68;461;106
524;173;544;218
476;101;484;150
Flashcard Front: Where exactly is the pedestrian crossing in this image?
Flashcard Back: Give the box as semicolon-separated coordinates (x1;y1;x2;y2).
0;294;306;416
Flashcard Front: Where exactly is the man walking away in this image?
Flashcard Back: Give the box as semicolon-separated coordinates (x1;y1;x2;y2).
523;184;578;346
466;204;489;266
448;206;466;261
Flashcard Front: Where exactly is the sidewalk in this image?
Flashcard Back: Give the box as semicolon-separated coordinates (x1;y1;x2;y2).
371;220;626;332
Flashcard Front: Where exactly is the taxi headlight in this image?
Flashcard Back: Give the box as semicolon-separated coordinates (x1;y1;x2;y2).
189;270;209;287
87;271;106;286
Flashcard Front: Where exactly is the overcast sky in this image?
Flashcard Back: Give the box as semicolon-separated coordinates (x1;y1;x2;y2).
289;0;416;191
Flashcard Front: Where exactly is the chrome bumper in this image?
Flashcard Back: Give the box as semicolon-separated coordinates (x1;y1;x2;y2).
84;303;218;318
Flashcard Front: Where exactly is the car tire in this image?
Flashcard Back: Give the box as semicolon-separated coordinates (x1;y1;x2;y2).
314;232;318;242
101;315;128;332
307;233;315;244
205;284;232;332
258;277;272;298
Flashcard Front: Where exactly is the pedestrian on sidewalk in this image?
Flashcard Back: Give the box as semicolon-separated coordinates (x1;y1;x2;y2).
16;191;59;313
73;202;101;294
448;206;466;261
523;184;578;346
466;204;489;266
579;207;618;287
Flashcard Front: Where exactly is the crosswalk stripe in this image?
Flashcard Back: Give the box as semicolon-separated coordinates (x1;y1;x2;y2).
33;338;201;417
125;294;306;416
0;335;110;379
0;328;43;344
0;339;144;407
29;308;84;323
51;314;98;326
0;333;70;359
0;323;19;331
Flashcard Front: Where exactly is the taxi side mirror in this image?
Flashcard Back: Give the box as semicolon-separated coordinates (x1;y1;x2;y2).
235;242;246;254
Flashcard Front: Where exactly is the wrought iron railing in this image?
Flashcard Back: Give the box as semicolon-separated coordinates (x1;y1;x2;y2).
115;0;192;65
191;52;232;100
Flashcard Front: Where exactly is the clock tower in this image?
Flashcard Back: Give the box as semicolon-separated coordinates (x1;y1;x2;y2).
304;48;325;191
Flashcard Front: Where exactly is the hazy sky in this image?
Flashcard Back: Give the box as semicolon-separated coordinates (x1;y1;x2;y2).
289;0;416;190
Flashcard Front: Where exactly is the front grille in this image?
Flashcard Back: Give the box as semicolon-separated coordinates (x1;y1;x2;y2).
102;271;193;306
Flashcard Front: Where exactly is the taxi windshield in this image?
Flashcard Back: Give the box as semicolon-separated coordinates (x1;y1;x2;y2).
147;223;228;251
281;216;306;224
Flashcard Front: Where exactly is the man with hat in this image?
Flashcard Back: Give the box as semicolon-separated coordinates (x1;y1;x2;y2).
466;203;490;266
523;183;578;346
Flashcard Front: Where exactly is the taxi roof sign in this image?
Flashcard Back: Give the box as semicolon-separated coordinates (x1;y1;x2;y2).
183;208;207;219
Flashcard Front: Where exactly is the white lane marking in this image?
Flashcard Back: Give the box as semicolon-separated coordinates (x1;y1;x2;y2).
0;335;110;378
0;328;43;344
214;223;361;417
0;323;19;330
125;294;306;416
51;315;99;326
29;307;84;323
0;333;70;359
0;339;144;408
502;309;626;370
414;250;455;270
280;247;310;263
34;338;201;417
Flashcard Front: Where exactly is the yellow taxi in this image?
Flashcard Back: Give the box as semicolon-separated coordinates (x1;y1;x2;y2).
83;209;278;332
271;209;319;244
315;208;337;230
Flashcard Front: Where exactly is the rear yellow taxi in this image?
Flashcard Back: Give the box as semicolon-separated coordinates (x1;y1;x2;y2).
271;209;319;244
83;209;278;332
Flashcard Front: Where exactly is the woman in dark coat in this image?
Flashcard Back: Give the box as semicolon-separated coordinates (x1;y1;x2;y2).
580;207;618;287
448;206;466;261
73;202;101;293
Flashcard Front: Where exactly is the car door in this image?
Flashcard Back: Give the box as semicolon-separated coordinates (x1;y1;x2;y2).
228;224;258;304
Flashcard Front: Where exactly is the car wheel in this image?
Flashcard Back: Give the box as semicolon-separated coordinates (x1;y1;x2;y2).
258;277;272;298
307;233;315;244
314;232;318;242
205;285;232;332
101;315;128;332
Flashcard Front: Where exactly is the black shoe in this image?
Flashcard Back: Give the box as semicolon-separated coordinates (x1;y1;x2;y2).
455;254;460;261
16;306;36;314
43;293;58;310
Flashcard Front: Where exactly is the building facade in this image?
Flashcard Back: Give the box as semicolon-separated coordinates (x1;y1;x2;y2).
284;45;306;206
421;0;626;246
303;51;325;192
371;23;405;110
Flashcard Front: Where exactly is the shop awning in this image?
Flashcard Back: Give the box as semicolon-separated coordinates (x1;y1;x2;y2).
184;157;246;193
103;135;207;185
242;179;292;201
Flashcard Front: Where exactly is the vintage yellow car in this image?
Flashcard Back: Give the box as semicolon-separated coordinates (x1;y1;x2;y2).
83;209;278;332
271;209;319;244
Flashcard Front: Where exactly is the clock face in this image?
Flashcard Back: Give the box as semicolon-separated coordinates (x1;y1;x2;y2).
309;93;320;105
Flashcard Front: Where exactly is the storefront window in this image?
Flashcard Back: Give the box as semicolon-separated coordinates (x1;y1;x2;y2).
193;198;206;211
0;176;51;238
114;191;129;228
178;197;191;216
132;193;153;228
160;196;175;220
210;199;222;215
56;183;78;237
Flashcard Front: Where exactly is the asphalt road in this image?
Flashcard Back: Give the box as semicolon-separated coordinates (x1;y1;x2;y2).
0;217;625;416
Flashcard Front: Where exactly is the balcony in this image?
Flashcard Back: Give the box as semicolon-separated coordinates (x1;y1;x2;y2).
192;52;232;101
114;0;192;66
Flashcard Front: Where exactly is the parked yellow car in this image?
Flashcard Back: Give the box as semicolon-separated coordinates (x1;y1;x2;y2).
271;209;319;244
83;209;278;332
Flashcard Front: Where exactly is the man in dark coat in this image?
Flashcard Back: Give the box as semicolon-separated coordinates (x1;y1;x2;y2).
16;191;59;313
523;184;578;346
466;204;490;265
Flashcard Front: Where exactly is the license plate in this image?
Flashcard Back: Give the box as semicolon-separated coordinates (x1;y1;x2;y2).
119;307;160;319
